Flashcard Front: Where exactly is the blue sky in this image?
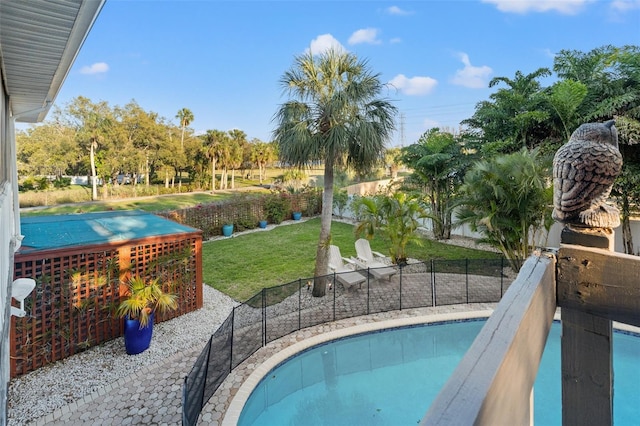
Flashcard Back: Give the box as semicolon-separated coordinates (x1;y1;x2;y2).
47;0;640;146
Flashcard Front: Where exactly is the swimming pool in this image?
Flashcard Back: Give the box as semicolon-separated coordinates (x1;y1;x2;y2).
237;318;639;425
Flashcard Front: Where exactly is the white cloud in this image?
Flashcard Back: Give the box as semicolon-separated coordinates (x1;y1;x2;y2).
450;53;493;89
386;5;412;15
481;0;589;15
390;37;402;44
348;28;382;45
611;0;640;11
305;34;347;55
388;74;437;96
80;62;109;75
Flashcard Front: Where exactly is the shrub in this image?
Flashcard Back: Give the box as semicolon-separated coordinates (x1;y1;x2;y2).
235;214;258;231
333;187;348;217
52;177;71;188
264;193;291;224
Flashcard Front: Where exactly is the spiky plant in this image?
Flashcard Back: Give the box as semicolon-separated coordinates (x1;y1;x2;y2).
117;276;178;328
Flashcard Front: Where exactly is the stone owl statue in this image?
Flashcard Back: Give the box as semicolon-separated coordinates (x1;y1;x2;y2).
552;120;623;228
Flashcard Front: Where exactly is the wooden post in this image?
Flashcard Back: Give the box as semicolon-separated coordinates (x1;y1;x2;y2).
560;225;613;426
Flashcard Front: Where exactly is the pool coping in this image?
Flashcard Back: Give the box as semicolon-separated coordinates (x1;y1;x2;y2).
222;309;494;425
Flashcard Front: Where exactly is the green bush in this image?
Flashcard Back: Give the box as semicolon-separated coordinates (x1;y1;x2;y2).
52;177;71;188
333;187;348;217
264;193;291;224
20;176;49;191
235;214;258;231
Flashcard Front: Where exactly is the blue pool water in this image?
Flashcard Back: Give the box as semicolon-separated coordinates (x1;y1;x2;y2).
239;320;640;426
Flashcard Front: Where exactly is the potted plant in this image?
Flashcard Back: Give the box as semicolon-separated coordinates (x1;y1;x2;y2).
117;276;178;355
222;223;234;237
292;211;302;220
258;219;268;228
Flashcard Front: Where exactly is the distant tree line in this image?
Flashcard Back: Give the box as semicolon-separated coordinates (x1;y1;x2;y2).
16;98;279;198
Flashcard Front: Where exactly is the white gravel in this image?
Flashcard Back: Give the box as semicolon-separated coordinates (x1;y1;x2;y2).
6;285;238;425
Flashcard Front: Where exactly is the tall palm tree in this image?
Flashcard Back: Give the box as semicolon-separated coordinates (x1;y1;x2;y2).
273;49;397;296
176;108;194;149
228;129;247;189
203;129;227;192
175;108;194;188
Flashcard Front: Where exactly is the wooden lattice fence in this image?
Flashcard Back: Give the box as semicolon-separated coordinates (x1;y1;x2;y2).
160;191;322;239
10;233;202;377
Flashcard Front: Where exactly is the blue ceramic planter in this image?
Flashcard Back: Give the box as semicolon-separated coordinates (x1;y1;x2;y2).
124;313;154;355
222;224;234;236
292;212;302;221
259;220;268;228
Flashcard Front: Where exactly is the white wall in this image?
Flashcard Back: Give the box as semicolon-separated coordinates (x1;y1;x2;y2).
1;81;17;422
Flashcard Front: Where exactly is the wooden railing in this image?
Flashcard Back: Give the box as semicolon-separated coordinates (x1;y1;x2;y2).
422;235;640;426
422;253;556;425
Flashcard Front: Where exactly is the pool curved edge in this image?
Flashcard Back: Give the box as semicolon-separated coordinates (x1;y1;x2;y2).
222;309;495;426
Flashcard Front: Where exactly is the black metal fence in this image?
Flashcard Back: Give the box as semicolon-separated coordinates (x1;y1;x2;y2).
182;258;509;425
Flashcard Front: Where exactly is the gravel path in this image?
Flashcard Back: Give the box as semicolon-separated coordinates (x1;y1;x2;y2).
7;286;237;425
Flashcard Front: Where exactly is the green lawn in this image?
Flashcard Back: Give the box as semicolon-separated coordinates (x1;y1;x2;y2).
20;191;256;216
203;218;501;301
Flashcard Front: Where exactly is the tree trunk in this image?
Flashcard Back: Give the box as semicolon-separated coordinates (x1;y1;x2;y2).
231;169;235;189
312;160;334;297
621;195;635;254
211;158;216;192
145;155;150;186
90;140;98;201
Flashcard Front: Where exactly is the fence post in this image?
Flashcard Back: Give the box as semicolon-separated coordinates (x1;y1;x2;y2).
332;275;336;322
367;269;371;315
262;288;266;347
201;335;214;416
500;257;504;298
431;259;436;307
298;278;302;331
230;308;235;371
465;259;469;303
399;265;403;310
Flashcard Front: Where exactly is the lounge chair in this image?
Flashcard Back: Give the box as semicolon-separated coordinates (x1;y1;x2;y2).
354;239;397;280
328;245;367;290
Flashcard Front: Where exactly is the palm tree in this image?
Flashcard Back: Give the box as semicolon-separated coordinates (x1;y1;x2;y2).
176;108;194;150
202;129;227;192
463;68;554;153
273;49;397;296
228;129;247;189
251;141;275;183
354;192;427;265
453;148;553;271
175;108;194;188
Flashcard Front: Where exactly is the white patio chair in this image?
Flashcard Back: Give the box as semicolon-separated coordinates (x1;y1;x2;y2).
328;245;367;290
354;239;397;280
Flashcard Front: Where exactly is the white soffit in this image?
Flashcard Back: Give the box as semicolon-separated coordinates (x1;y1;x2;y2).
0;0;105;122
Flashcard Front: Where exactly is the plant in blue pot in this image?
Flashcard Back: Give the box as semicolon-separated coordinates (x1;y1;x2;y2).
222;223;234;237
117;276;178;355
